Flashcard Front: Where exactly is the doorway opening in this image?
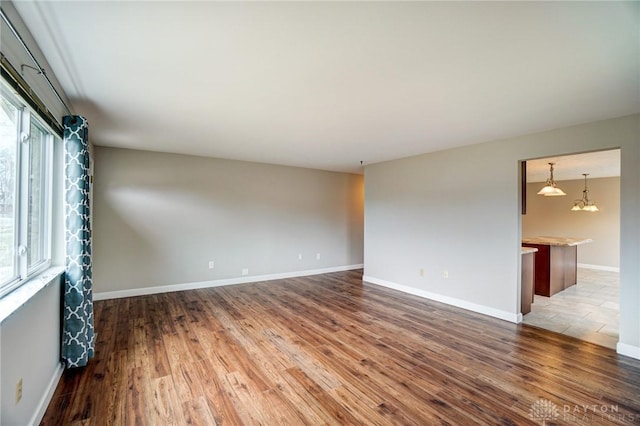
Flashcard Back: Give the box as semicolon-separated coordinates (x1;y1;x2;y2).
520;149;621;349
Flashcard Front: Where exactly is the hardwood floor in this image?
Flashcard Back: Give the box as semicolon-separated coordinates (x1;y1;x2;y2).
42;270;640;425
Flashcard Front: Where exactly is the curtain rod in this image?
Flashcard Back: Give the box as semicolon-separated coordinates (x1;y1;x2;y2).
1;7;72;117
1;54;64;136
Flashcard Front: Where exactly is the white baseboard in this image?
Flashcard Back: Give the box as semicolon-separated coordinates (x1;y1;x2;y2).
617;342;640;360
30;362;64;426
362;275;520;324
94;264;364;300
577;263;620;273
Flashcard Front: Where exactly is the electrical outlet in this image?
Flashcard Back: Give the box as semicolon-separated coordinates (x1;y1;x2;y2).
208;260;215;269
242;268;249;276
420;268;424;277
443;270;449;279
16;378;22;404
316;253;321;260
298;253;303;260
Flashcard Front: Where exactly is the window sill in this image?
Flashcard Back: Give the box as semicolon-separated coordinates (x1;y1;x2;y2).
0;266;65;325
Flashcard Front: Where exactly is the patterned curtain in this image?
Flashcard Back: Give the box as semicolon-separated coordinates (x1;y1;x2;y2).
62;115;94;368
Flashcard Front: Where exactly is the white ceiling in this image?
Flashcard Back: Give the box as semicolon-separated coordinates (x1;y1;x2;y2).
526;149;621;183
11;1;640;174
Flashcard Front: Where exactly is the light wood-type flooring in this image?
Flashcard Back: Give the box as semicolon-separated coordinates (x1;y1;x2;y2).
42;270;640;425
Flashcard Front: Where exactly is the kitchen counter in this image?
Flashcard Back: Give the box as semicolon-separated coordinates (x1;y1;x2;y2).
521;246;538;255
522;236;593;247
522;236;593;297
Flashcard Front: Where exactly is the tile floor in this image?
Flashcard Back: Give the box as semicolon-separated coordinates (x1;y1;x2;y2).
523;268;619;349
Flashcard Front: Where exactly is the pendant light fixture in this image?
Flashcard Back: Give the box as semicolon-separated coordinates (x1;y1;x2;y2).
571;173;599;212
537;162;566;196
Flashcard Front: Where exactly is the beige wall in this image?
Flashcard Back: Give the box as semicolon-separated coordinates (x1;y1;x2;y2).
364;114;639;355
0;277;62;426
92;147;364;294
523;177;620;268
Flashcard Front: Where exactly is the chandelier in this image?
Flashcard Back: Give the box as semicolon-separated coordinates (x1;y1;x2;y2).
537;162;566;196
571;173;599;212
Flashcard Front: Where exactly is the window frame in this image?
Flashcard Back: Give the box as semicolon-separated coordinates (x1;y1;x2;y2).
25;118;53;274
1;83;55;298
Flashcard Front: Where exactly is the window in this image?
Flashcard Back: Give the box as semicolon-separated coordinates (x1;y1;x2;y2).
0;84;54;297
0;92;18;285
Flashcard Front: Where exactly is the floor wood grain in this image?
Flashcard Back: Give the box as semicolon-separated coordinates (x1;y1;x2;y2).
41;270;640;425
